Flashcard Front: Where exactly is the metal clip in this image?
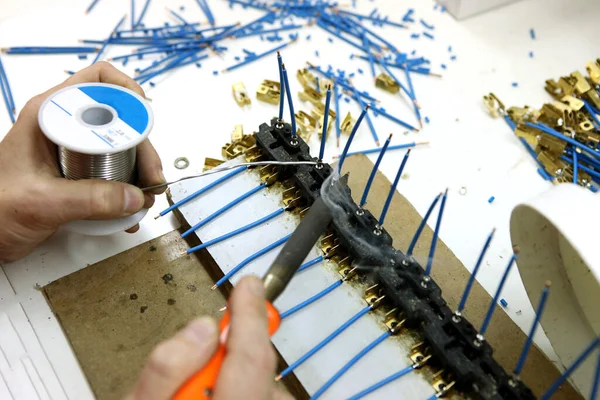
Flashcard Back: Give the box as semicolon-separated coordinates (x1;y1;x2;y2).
538;134;567;156
571;71;592;95
295;110;317;141
514;123;541;146
364;284;381;305
560;95;584;111
431;371;455;397
341;112;354;135
507;106;539;124
545;79;566;100
483;93;506;117
299;87;324;107
282;186;302;208
384;309;404;333
232;82;251;107
296;68;317;89
203;157;224;172
223;135;257;159
410;342;429;366
256;80;281;105
321;234;340;258
243;146;264;163
538;151;567;177
231;124;244;142
586;60;600;85
375;72;400;94
259;164;279;185
584;89;600;109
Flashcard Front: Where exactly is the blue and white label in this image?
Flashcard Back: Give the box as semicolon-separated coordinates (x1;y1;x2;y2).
39;84;152;153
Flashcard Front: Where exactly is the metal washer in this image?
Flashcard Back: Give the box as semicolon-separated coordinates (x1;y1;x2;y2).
174;157;189;169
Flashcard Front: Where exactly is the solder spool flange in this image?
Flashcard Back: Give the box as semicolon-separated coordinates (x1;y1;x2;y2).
38;83;154;236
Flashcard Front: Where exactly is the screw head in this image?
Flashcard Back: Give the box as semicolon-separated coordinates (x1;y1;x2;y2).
355;208;365;216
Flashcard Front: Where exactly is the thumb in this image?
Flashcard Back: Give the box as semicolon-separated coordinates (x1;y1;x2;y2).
50;178;145;224
127;317;219;400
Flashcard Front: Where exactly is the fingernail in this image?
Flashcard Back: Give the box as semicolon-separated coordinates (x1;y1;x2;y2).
124;186;145;214
246;276;265;297
182;317;217;344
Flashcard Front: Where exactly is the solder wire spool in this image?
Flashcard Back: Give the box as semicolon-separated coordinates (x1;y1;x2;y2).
38;83;154;236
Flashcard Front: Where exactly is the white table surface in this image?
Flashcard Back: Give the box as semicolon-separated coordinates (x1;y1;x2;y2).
0;0;598;398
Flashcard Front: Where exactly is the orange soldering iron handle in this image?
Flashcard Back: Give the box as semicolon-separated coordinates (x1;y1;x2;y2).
173;301;281;400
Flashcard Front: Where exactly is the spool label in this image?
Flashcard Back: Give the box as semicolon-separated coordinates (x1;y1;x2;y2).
39;84;151;153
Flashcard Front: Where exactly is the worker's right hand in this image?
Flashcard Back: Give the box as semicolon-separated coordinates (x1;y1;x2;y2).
126;276;292;400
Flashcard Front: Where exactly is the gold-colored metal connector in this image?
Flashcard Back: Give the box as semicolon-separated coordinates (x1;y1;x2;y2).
375;72;400;94
232;82;251;107
203;157;224;171
223;135;257;159
483;93;506;117
299;87;324;107
295;110;317;141
341;112;354;135
586;60;600;85
297;68;317;89
256;80;281;105
231;124;244;142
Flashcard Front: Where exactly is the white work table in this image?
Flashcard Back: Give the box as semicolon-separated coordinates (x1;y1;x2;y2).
0;0;598;398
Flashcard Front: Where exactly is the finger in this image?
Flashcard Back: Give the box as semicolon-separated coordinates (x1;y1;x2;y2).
272;388;294;400
127;317;218;400
125;224;140;234
143;192;156;209
48;178;145;224
137;139;165;194
214;276;276;400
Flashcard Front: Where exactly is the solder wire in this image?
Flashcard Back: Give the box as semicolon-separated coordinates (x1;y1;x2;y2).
513;282;551;376
310;331;391;400
378;149;411;227
348;365;415;400
59;147;137;183
406;192;442;257
186;207;285;254
480;253;517;335
181;183;266;237
280;279;343;319
157;166;247;218
360;134;392;208
212;233;292;289
541;337;600;400
276;305;371;380
424;188;448;276
457;229;495;313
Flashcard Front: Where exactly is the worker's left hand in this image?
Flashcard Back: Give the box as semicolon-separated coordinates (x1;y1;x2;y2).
0;62;165;263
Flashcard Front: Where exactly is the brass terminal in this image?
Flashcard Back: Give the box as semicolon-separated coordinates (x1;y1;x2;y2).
295;110;318;141
585;60;600;85
384;309;404;333
231;124;244;142
299;87;324;107
203;157;224;172
232;82;251;107
341;112;354;135
223;134;257;159
256;80;281;105
375;72;400;94
297;68;317;89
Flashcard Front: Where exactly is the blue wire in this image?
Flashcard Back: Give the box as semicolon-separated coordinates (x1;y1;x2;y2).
223;41;292;73
360;135;392;207
338;107;368;173
310;331;391;400
368;103;418;131
282;65;297;137
333;84;341;142
297;255;324;273
343;142;417;157
92;15;126;64
159;166;247;218
402;63;422;125
362;34;376;78
0;68;15;124
480;254;517;335
187;207;285;254
526;122;600;161
182;183;265;238
406;193;442;256
280;280;342;320
214;233;292;288
426;395;437;400
514;284;550;376
425;189;448;275
379;149;411;226
591;350;600;400
0;55;16;113
379;60;415;101
277;52;285;120
135;0;151;26
351;88;379;145
348;365;414;400
319;87;332;160
541;337;600;400
86;0;101;13
131;0;135;29
278;305;371;379
573;150;579;184
458;229;495;312
504;115;517;130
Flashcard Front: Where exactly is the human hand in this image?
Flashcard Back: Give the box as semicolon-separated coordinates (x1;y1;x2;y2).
128;276;291;400
0;62;165;263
